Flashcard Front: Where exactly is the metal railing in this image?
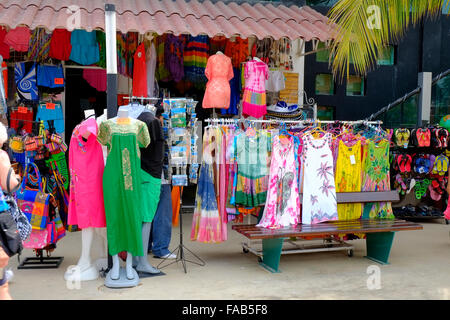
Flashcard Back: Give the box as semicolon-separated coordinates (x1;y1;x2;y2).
365;68;450;126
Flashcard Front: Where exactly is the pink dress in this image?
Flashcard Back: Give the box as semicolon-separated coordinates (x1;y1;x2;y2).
242;60;269;118
203;53;234;109
257;135;300;229
68;118;106;229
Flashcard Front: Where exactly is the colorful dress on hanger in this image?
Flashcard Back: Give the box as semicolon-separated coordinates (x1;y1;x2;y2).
242;60;269;118
184;35;209;84
203;53;234;109
362;139;394;219
302;133;338;224
257;135;300;228
68;118;106;229
191;127;225;243
335;140;362;220
234;130;271;207
97;118;150;256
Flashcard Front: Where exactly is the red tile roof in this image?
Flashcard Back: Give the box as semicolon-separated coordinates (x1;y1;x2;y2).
0;0;335;41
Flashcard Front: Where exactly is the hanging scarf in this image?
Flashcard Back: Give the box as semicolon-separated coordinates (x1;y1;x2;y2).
15;62;38;102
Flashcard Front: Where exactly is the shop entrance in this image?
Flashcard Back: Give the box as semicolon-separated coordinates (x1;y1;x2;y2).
64;68;106;144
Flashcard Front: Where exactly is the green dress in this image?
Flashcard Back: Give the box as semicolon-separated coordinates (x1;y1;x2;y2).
361;140;394;219
97;118;150;257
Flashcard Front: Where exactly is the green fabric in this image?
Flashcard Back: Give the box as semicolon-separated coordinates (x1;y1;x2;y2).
96;31;106;69
141;170;161;223
98;119;151;257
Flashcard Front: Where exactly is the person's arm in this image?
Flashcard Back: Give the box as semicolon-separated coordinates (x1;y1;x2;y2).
0;149;19;192
447;175;450;195
0;247;8;269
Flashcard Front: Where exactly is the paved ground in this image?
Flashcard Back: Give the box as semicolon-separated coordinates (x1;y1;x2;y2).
6;215;450;300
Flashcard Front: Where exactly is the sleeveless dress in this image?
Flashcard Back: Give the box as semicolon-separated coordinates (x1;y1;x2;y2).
362;139;394;219
257;135;300;229
301;133;338;224
335;140;362;220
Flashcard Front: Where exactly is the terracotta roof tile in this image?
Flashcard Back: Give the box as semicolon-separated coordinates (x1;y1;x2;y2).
0;0;335;41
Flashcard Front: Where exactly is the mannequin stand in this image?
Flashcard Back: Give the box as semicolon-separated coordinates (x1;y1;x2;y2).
104;268;139;288
157;189;205;273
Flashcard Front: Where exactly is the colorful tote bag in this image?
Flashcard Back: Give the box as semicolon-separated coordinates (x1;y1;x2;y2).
16;162;51;230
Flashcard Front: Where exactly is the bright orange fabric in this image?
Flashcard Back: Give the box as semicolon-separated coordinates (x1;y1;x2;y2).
172;186;182;226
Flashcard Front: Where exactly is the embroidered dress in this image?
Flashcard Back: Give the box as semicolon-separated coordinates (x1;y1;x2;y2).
335;140;363;220
234;130;271;207
361;140;394;219
97;118;150;256
302;133;338;224
257;135;300;228
242;60;269;118
68;118;106;229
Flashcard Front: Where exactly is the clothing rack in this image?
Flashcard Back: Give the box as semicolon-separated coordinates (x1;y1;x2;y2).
205;118;383;125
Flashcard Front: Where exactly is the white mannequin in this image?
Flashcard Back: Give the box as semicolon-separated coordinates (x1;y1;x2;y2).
109;109;136;280
216;51;223;55
253;56;263;62
64;110;108;282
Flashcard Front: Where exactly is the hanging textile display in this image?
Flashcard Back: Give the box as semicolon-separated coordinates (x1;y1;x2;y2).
184;35;209;85
194;119;393;235
242;59;269;118
14;62;39;102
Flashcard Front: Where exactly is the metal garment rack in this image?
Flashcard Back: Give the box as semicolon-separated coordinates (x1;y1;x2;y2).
205;117;383;259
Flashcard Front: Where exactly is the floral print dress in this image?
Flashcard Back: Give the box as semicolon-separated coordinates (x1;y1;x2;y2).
301;133;338;224
257;135;300;229
361;139;394;219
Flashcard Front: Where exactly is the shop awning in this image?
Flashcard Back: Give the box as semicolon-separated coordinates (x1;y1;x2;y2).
0;0;335;41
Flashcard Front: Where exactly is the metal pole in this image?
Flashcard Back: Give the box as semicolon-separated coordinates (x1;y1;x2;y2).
105;3;117;119
104;3;117;271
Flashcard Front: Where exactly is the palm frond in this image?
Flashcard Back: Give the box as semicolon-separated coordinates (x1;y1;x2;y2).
327;0;449;82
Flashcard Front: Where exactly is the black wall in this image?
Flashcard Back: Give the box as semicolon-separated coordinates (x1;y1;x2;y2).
304;7;450;121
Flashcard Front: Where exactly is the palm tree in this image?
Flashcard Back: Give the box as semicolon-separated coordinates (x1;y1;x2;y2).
326;0;450;81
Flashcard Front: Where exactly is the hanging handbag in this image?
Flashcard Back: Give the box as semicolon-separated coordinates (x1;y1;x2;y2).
22;229;48;249
16;162;51;230
3;168;31;241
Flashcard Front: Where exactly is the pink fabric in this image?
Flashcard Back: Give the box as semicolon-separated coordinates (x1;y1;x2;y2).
257;135;300;229
4;27;30;52
244;60;269;92
82;69;107;92
219;132;228;239
68;118;106;229
444;202;450;220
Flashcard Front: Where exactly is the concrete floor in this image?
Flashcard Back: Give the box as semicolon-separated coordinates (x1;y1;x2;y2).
6;215;450;300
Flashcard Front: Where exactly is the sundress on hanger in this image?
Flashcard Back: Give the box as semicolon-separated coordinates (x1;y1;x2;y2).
335;140;362;220
234;130;271;207
302;132;338;224
191;127;225;243
257;134;300;228
362;139;394;219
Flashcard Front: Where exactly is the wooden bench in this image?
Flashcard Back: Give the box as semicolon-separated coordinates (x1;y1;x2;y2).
232;191;423;273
